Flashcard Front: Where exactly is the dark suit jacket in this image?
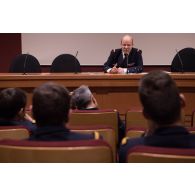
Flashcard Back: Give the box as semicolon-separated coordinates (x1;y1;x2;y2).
119;126;195;162
29;125;95;141
103;48;143;73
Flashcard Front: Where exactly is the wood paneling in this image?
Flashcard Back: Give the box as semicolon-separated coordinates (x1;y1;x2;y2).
0;34;21;72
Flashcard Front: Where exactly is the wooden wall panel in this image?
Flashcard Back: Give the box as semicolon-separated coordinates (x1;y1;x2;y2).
0;33;21;72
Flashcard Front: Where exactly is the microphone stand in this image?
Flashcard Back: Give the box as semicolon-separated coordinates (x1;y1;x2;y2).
74;51;78;74
125;53;129;74
23;54;28;75
176;49;184;73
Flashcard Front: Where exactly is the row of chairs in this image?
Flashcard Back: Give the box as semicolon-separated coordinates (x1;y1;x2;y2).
0;126;113;163
69;109;195;163
68;109;195;160
1;109;195;162
1;126;195;162
9;54;81;73
0;139;113;163
0;109;120;162
124;109;195;162
127;145;195;163
26;109;195;160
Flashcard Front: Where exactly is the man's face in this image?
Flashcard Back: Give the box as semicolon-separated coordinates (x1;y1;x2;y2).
121;37;133;54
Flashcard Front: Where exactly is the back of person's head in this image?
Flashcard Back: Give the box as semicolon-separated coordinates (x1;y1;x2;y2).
138;70;181;126
32;82;70;126
71;85;92;109
0;88;26;119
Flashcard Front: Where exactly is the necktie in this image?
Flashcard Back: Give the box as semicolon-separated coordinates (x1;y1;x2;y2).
124;54;128;67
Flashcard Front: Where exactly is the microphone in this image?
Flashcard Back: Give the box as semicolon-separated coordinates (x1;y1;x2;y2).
75;51;78;58
175;49;184;73
74;51;79;74
23;53;28;75
125;53;129;74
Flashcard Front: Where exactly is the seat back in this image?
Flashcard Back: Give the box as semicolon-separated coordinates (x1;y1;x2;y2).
127;145;195;163
187;127;195;134
126;109;185;130
70;125;116;161
9;54;41;73
0;126;29;140
125;110;148;130
191;110;195;127
126;127;146;138
171;47;195;72
68;109;118;142
0;139;113;163
50;54;81;73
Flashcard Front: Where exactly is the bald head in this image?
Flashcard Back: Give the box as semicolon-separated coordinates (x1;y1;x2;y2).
121;35;133;54
121;35;133;44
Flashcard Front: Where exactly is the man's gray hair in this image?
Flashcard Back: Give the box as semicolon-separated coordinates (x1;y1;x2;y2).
71;85;92;109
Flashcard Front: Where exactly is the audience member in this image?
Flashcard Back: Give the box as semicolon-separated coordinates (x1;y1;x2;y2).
29;82;97;141
103;34;143;74
0;88;36;132
71;85;98;110
119;70;195;162
71;85;125;144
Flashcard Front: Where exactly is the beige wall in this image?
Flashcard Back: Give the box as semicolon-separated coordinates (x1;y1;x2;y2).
22;33;195;66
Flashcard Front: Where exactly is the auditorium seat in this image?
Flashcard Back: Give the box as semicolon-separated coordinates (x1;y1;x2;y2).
70;125;116;161
50;54;81;73
187;127;195;134
0;139;113;163
127;145;195;163
191;110;195;127
126;127;146;138
68;109;119;143
0;126;29;140
125;110;148;131
9;54;41;73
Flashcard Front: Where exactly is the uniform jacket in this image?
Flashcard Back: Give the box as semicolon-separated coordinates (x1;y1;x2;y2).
103;48;143;73
119;126;195;162
0;119;36;133
29;125;95;141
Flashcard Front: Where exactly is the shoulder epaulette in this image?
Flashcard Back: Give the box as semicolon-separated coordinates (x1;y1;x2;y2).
121;137;128;145
137;49;142;54
111;49;116;53
94;131;100;140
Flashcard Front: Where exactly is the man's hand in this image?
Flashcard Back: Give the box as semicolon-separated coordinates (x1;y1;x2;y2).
110;64;118;74
117;67;125;74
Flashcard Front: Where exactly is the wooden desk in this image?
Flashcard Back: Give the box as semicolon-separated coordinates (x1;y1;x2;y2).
0;72;195;126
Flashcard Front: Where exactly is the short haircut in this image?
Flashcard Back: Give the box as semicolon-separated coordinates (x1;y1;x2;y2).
0;88;26;119
32;82;70;126
138;70;181;125
71;85;92;109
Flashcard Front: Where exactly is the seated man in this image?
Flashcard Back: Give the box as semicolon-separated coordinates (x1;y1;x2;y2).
103;34;143;74
71;85;98;110
29;82;97;141
71;85;125;144
0;88;36;132
119;70;195;162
